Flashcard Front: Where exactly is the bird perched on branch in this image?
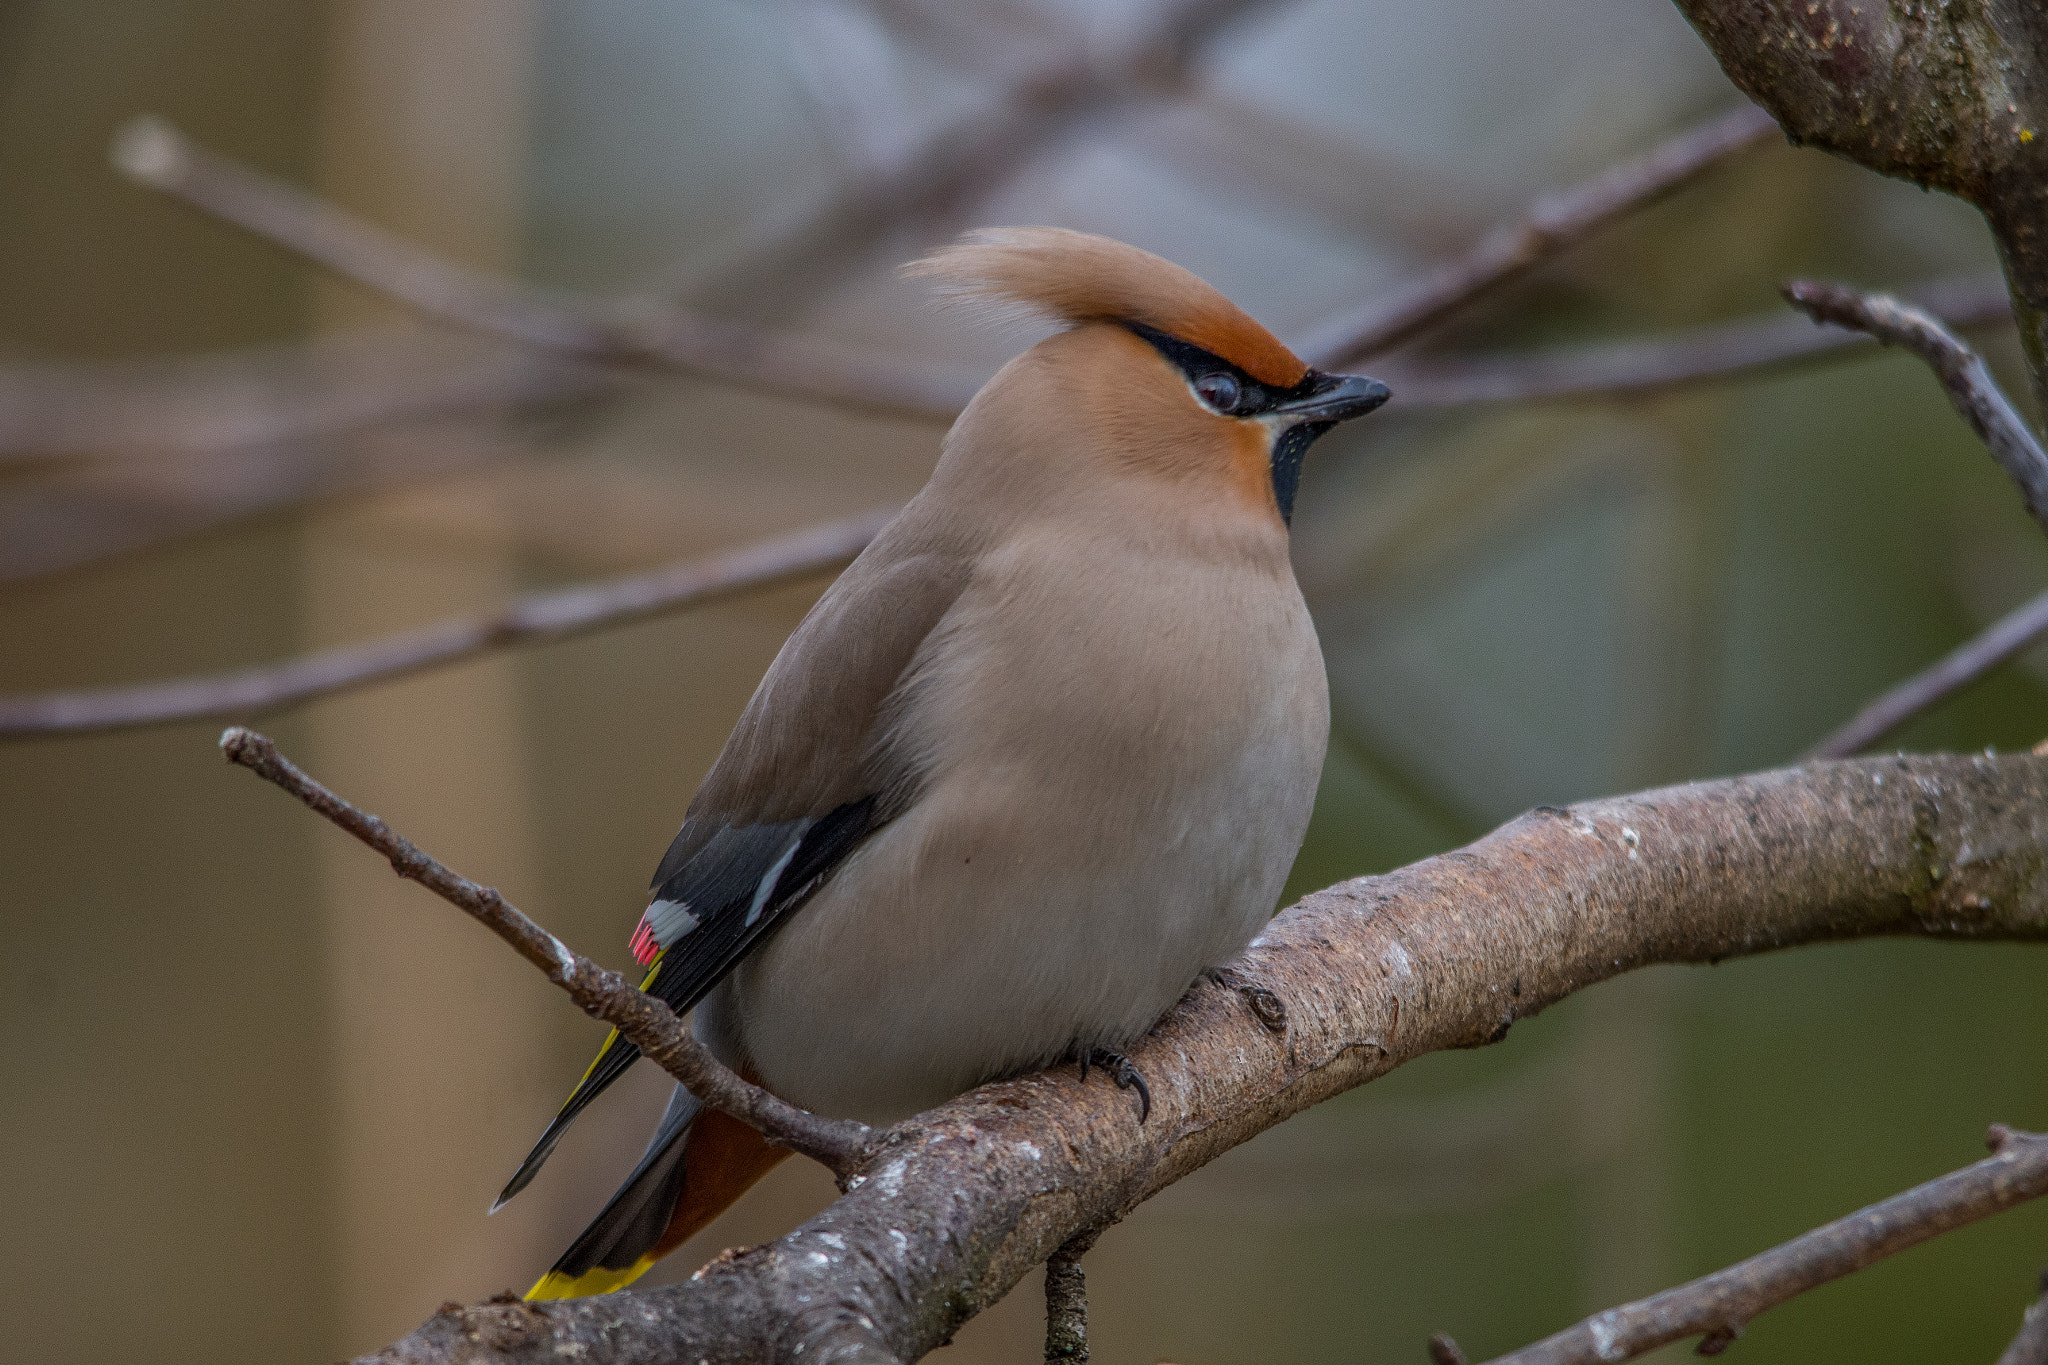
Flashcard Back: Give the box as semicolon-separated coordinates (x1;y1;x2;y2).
497;227;1391;1297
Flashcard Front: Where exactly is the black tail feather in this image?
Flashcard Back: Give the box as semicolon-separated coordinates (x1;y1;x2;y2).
494;1033;644;1210
552;1084;700;1278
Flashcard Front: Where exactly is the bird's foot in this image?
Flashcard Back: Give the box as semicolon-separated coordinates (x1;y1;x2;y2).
1076;1047;1151;1123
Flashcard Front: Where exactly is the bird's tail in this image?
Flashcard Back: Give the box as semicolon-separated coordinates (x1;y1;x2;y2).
526;1082;791;1299
494;956;667;1212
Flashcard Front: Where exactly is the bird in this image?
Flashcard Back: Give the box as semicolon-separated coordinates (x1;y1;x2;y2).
497;226;1391;1298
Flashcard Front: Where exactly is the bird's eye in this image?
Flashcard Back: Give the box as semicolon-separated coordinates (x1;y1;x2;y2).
1195;372;1242;413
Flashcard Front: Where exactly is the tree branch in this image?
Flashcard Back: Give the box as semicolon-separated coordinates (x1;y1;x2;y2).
683;0;1284;318
1781;280;2048;757
111;103;1783;434
335;752;2048;1365
1042;1229;1101;1365
1299;102;1780;367
1472;1124;2048;1364
1390;273;2013;410
1669;0;2048;417
1998;1269;2048;1365
1809;586;2048;758
111;117;981;420
1784;280;2048;531
218;726;870;1172
5;271;2021;738
0;330;602;463
0;511;890;738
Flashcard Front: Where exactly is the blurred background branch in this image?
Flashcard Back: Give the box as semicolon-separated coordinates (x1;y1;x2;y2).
1464;1125;2048;1365
1810;586;2048;760
0;512;887;736
6;105;2026;739
112;114;983;418
1303;101;1777;365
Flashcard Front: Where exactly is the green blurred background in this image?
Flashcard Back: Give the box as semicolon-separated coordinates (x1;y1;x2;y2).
1;2;2044;1363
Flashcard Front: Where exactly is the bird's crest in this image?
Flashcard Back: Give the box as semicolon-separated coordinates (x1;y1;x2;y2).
903;227;1308;389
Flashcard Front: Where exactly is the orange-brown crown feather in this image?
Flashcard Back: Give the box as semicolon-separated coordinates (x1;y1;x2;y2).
902;227;1307;389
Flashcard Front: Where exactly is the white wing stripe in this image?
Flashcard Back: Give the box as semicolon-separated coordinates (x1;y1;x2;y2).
745;838;804;927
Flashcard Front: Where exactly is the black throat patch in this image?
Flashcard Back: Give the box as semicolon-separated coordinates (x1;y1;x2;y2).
1124;321;1335;525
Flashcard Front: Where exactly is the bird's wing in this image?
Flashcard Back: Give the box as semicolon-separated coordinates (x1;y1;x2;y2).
495;536;970;1207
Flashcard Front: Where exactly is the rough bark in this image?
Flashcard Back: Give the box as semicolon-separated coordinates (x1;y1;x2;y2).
1670;0;2048;414
351;753;2048;1365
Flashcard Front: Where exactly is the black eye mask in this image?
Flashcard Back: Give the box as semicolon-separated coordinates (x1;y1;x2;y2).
1123;321;1391;524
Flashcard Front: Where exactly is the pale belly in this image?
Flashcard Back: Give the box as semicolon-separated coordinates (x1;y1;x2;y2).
697;586;1328;1124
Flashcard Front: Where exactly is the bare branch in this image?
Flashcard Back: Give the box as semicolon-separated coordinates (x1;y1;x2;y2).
1300;102;1781;368
1669;0;2048;417
0;511;890;738
1781;280;2048;758
1476;1125;2048;1365
0;332;612;584
690;0;1285;317
1809;587;2048;759
7;273;2019;730
218;726;871;1172
0;418;531;585
1997;1268;2048;1365
110;102;1782;435
1391;273;2013;410
1043;1229;1101;1365
349;753;2048;1365
0;330;602;463
111;117;980;420
1784;280;2048;533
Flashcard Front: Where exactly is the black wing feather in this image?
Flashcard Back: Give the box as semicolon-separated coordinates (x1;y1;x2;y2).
494;796;880;1205
646;796;879;1015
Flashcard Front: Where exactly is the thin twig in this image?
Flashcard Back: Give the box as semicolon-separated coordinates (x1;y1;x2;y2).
1784;279;2048;757
1808;587;2048;758
218;726;872;1172
111;117;980;420
1997;1268;2048;1365
0;510;891;738
1475;1125;2048;1365
1784;280;2048;535
0;330;602;463
1300;103;1780;367
1043;1228;1101;1365
688;0;1282;318
1389;274;2012;410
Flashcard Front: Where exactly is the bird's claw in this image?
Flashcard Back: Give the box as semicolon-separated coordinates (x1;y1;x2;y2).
1077;1047;1151;1123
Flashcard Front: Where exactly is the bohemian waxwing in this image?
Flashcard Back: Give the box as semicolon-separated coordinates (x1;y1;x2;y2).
499;227;1391;1297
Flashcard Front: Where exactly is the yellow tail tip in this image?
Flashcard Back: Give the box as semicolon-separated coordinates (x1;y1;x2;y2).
524;1257;657;1301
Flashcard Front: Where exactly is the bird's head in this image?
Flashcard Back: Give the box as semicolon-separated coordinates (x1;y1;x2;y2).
905;227;1390;526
